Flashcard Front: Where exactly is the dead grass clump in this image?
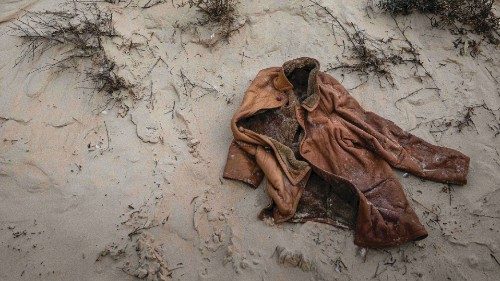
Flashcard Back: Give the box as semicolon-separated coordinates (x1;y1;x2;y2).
336;28;406;78
142;0;167;9
187;0;243;45
11;1;133;101
378;0;436;15
348;29;389;73
310;0;429;87
189;0;236;24
86;57;129;95
378;0;500;43
330;27;430;87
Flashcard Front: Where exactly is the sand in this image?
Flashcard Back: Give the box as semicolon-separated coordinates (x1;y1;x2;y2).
0;0;499;280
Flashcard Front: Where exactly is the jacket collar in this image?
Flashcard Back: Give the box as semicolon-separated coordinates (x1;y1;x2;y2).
273;57;321;111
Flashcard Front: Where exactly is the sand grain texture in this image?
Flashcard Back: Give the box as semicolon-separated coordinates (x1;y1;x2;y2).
0;0;499;280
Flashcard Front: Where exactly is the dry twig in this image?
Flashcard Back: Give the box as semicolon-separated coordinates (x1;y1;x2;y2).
11;1;134;103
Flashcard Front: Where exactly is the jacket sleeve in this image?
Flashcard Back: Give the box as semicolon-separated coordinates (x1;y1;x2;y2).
323;79;470;185
223;140;264;188
361;111;469;185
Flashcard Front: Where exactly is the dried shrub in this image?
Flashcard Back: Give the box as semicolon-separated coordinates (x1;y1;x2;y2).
11;1;133;100
334;28;404;77
378;0;500;43
378;0;437;15
187;0;242;45
142;0;167;9
309;0;429;87
189;0;236;24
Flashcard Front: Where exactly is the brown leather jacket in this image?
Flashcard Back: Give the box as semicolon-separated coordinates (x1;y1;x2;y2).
223;57;470;248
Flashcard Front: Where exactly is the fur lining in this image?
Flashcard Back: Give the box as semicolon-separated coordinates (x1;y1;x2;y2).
282;57;321;111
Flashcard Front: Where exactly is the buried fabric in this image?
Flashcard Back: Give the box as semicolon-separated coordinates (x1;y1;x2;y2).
223;57;470;248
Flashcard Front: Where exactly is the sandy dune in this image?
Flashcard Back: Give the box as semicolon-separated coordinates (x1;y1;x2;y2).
0;0;499;280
